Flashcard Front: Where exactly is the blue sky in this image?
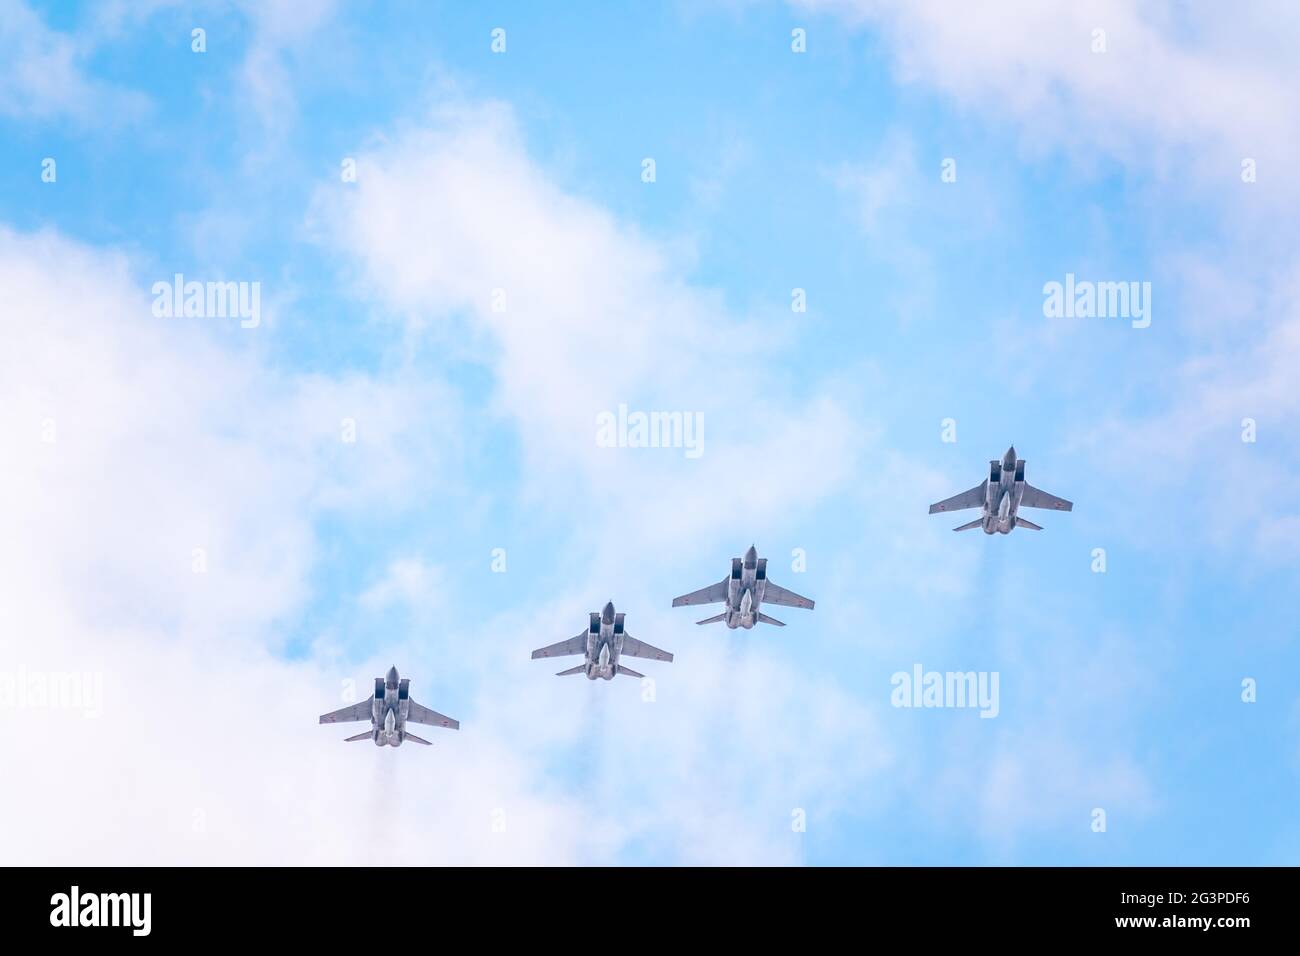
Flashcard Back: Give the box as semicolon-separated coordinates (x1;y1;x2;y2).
2;1;1298;865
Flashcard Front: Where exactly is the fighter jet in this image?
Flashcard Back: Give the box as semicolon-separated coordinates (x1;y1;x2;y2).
531;602;672;680
929;445;1072;534
318;666;459;746
672;545;814;628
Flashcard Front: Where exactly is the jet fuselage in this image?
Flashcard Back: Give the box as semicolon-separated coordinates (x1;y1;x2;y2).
365;666;414;746
979;447;1027;534
583;602;625;680
722;546;769;628
928;446;1071;534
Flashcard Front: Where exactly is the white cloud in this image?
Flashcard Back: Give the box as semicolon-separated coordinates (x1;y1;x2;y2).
307;97;928;860
450;596;896;865
4;37;1197;857
0;225;589;864
806;0;1300;564
797;0;1300;191
0;206;895;864
0;1;149;124
305;92;1171;860
234;0;340;138
312;99;875;551
359;557;444;616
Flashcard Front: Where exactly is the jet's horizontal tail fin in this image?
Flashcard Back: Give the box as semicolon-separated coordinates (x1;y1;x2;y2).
343;730;372;742
555;664;586;676
404;732;432;745
757;613;785;627
1015;516;1043;530
695;613;726;625
952;518;983;532
616;665;644;678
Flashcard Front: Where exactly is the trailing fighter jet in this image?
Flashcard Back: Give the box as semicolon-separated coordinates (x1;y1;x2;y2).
929;445;1072;534
672;545;814;628
319;666;459;746
531;602;672;680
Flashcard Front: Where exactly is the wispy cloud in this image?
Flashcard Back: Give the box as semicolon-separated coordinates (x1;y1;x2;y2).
0;0;150;124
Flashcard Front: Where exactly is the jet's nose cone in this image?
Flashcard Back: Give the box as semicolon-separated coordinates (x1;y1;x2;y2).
602;601;615;623
386;666;398;687
744;545;758;567
1005;446;1017;465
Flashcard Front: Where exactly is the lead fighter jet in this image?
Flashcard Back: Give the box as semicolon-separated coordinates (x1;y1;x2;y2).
319;666;459;746
929;445;1072;534
532;602;672;680
672;545;814;628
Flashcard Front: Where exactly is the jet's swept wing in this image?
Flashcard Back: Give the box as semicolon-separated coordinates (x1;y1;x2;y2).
319;700;374;724
1020;484;1073;511
531;633;588;659
929;482;987;514
620;634;673;662
407;700;459;730
762;581;814;609
672;579;729;607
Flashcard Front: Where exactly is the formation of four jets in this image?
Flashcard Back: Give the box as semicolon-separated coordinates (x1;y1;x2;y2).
320;445;1073;747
